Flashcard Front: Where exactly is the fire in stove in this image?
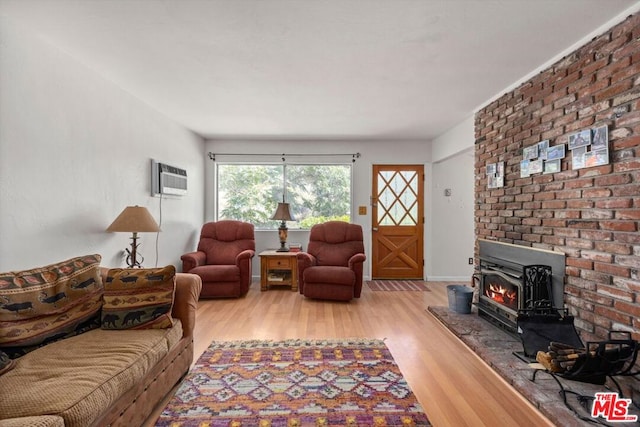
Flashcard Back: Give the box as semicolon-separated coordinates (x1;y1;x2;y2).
476;269;523;332
485;281;518;309
480;270;522;312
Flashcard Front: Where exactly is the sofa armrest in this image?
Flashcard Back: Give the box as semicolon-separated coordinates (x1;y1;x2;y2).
181;251;207;272
172;272;202;338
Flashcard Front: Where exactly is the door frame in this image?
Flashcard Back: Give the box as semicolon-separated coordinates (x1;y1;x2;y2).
370;164;425;280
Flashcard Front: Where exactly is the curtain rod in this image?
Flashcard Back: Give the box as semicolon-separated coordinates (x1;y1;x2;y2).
208;152;361;162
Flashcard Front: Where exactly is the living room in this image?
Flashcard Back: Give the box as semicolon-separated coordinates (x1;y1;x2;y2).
2;1;640;426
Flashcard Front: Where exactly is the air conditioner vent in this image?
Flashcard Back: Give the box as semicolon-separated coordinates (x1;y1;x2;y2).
151;160;187;196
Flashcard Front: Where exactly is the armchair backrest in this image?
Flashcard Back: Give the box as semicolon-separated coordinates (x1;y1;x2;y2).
197;220;255;265
307;221;364;266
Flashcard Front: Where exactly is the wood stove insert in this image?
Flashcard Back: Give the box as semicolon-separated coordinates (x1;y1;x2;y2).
475;240;566;334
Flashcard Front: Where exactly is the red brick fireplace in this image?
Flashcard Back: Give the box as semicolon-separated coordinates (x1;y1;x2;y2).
474;12;640;348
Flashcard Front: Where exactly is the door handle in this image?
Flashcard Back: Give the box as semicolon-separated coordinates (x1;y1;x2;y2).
372;227;378;232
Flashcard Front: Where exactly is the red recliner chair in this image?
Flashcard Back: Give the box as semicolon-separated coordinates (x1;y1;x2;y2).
181;220;255;298
296;221;366;302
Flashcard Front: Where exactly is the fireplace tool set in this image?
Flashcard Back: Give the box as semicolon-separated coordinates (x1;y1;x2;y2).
512;269;640;424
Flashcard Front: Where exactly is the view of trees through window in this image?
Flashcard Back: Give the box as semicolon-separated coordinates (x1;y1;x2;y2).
217;164;351;229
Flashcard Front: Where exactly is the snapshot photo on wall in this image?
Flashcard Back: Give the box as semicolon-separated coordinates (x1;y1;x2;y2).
568;129;591;150
529;159;543;174
546;144;565;160
537;140;549;160
544;159;561;174
523;144;539;160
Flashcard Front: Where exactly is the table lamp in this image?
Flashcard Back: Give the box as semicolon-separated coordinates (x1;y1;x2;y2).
271;200;295;252
107;205;160;267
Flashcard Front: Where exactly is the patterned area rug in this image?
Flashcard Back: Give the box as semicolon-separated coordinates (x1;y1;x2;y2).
367;280;430;291
155;338;430;426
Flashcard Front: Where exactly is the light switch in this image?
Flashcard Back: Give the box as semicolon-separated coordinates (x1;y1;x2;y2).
358;206;367;215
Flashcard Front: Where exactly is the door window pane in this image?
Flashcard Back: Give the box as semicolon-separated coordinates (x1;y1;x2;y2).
376;170;418;226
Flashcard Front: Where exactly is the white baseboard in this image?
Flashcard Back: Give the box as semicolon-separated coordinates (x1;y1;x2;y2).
253;274;471;283
425;275;471;282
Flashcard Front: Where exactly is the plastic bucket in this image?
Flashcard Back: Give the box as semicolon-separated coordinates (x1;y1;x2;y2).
447;285;474;314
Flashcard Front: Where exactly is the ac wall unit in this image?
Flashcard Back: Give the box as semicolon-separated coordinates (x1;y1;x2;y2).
151;160;187;196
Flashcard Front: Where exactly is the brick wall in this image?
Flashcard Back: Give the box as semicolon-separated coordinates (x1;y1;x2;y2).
475;13;640;343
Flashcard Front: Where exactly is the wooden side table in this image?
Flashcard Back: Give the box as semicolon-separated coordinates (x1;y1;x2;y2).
259;250;298;291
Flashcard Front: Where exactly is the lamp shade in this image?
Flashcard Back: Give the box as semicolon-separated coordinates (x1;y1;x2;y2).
106;206;160;233
271;202;294;221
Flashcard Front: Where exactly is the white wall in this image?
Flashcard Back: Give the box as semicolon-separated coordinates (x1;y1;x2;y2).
429;115;475;281
0;17;205;271
430;148;475;281
204;139;433;280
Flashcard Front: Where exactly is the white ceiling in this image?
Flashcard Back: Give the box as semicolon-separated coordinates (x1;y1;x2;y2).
1;0;639;140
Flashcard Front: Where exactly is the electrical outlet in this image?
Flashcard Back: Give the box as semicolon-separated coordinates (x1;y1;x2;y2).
468;257;474;265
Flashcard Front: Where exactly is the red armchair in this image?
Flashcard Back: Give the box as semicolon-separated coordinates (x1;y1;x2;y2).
181;220;255;298
296;221;366;301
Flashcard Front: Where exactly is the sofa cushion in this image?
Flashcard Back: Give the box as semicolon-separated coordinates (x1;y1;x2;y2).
102;266;176;330
0;416;65;427
0;322;182;427
0;254;103;358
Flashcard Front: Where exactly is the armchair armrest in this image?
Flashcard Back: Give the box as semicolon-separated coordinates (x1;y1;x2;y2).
349;253;366;298
235;249;256;265
296;252;317;269
181;251;206;272
348;253;366;269
296;252;317;294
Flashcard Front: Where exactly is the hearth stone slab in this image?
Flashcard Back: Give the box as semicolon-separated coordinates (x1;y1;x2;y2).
428;306;640;427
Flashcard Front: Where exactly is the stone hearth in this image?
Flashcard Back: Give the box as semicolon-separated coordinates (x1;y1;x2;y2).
428;305;639;427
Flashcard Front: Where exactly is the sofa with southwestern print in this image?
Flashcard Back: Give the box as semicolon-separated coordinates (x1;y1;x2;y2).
0;255;202;427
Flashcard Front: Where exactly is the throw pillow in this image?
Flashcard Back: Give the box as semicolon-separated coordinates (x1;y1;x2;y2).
0;254;103;358
101;265;176;330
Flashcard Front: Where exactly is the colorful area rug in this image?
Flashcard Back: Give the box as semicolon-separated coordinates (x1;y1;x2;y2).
367;280;430;291
155;338;430;426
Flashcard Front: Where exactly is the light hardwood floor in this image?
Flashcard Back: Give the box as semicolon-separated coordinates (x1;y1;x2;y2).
149;281;554;427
